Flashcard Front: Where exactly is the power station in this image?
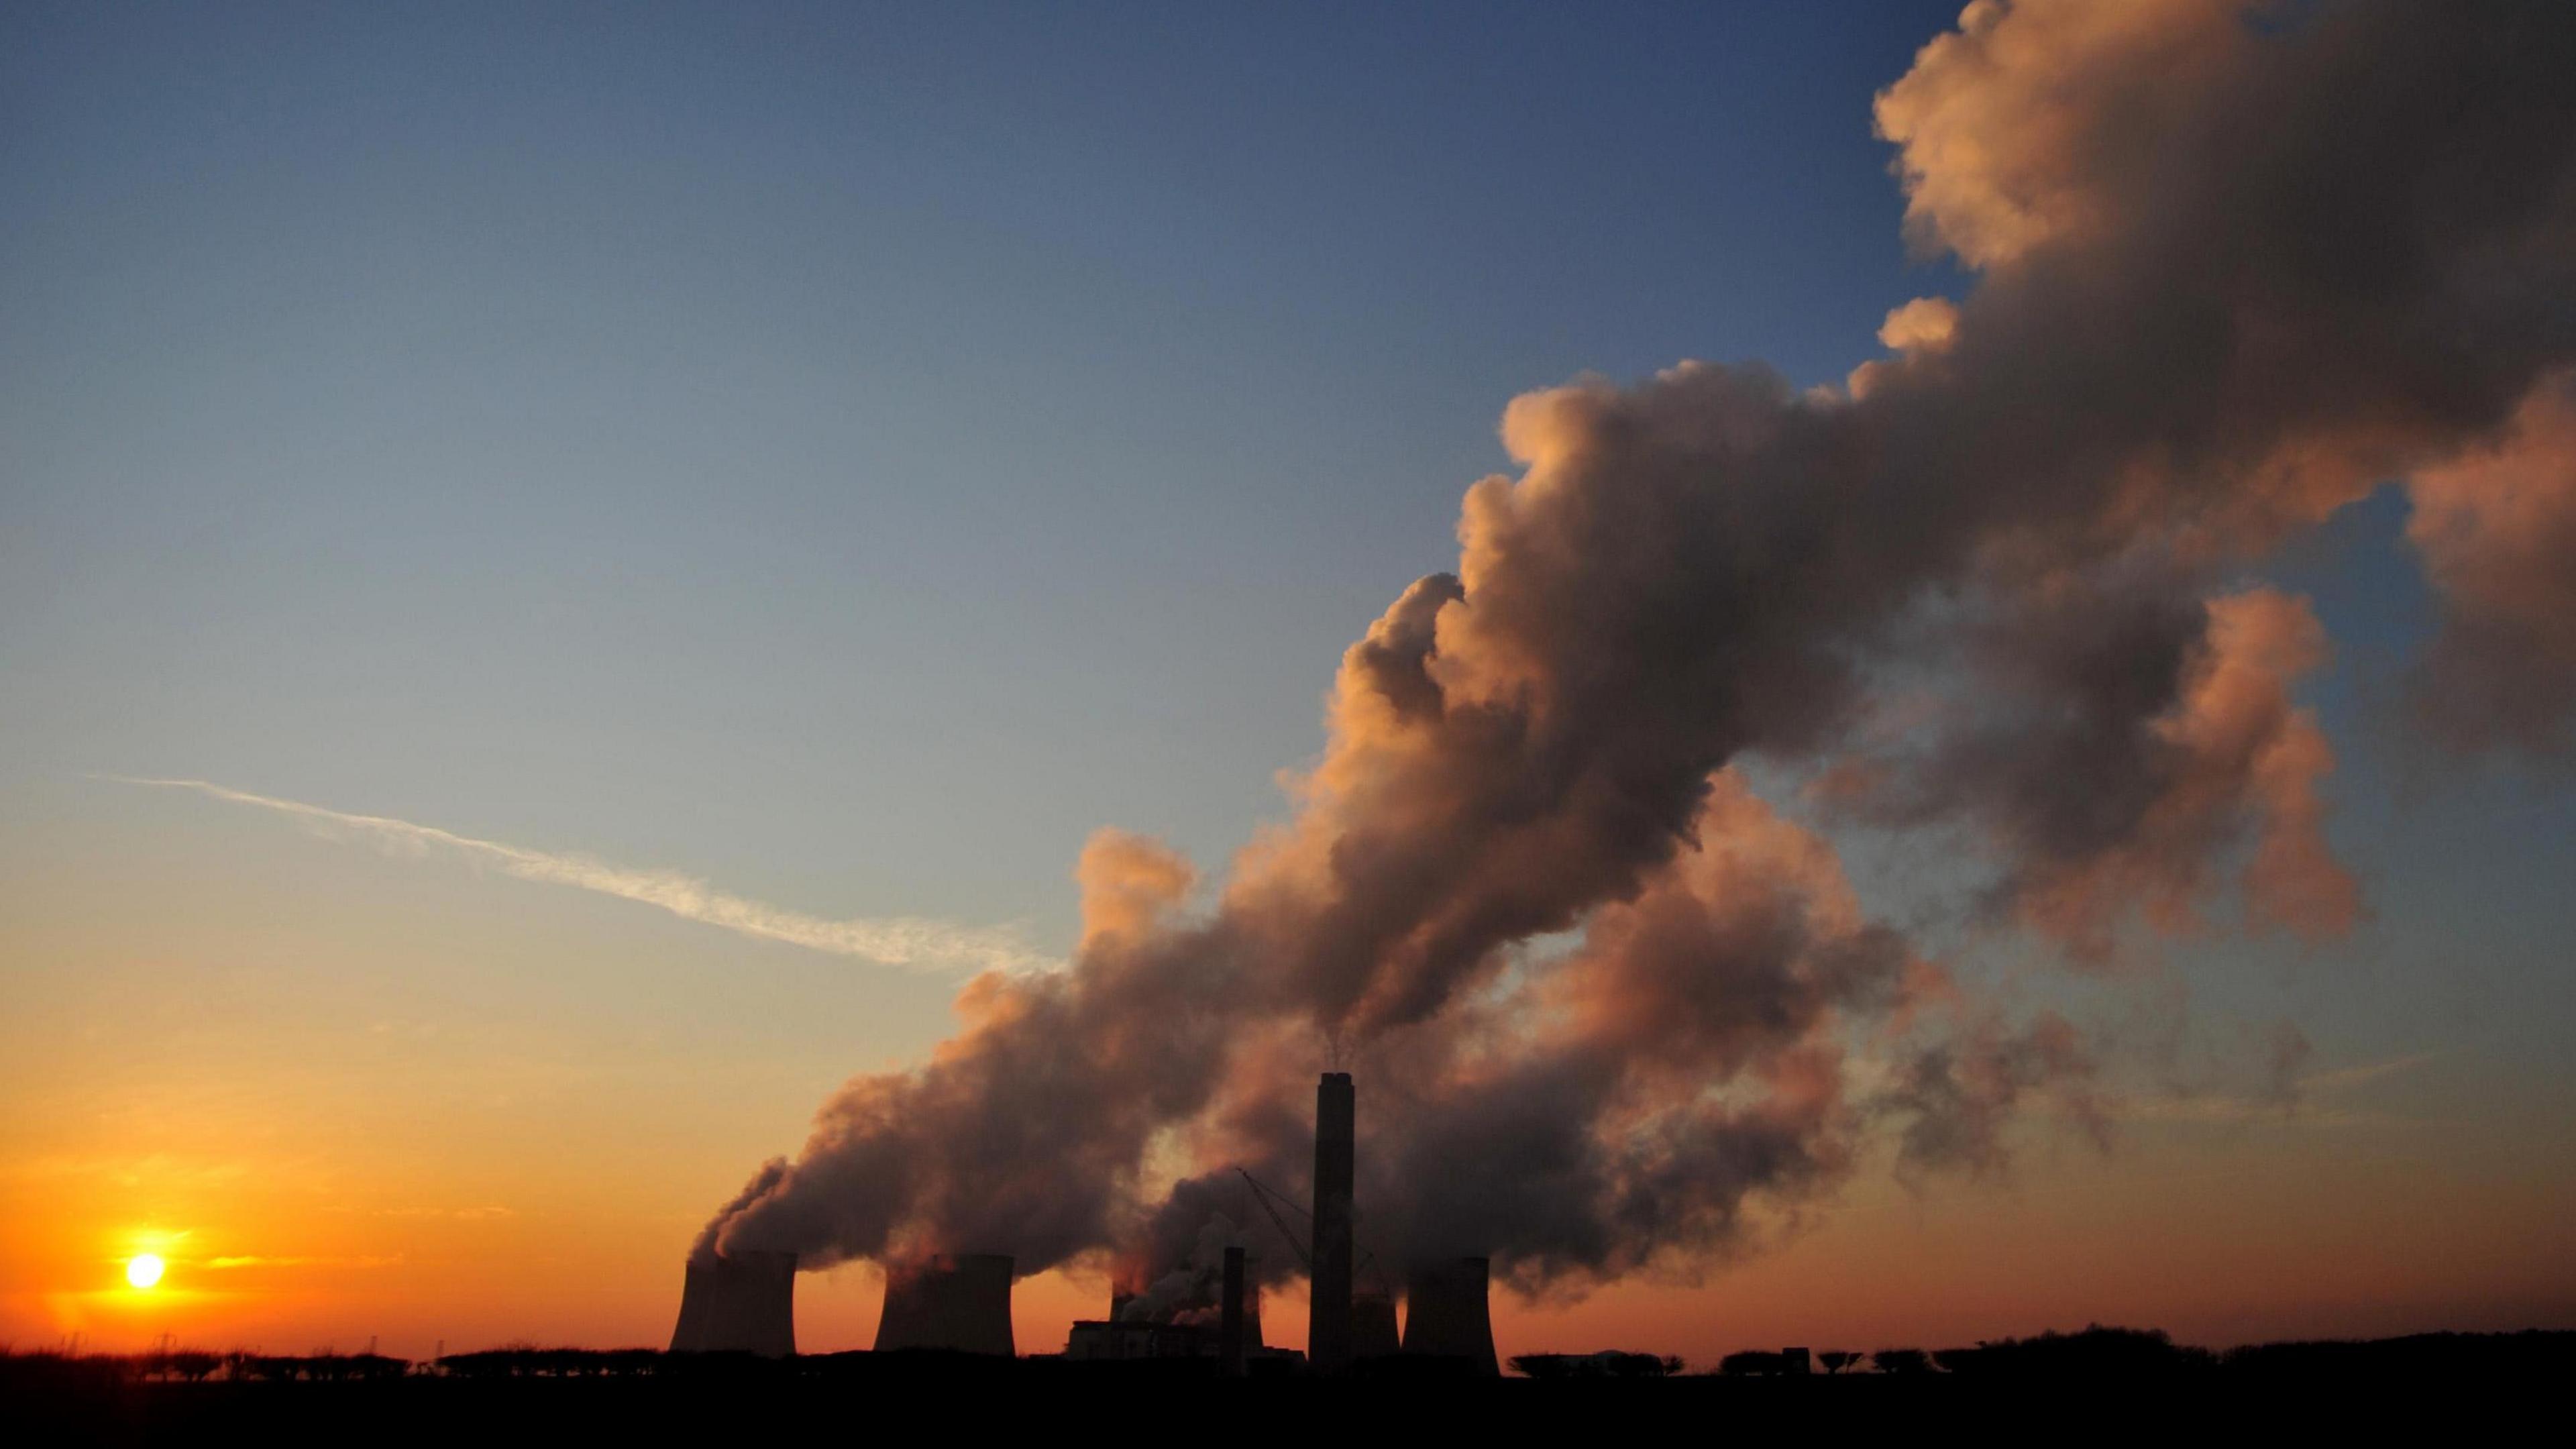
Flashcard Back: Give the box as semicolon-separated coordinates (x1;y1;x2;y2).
669;1072;1499;1375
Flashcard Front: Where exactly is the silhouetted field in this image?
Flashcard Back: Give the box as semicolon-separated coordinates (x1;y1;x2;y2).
7;1328;2567;1443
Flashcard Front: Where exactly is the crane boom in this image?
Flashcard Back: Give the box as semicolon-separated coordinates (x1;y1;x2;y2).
1234;1168;1313;1273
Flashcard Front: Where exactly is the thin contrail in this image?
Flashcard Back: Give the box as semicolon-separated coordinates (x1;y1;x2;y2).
101;776;1055;974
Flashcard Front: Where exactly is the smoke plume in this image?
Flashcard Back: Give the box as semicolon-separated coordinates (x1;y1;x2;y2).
2404;373;2576;759
701;0;2576;1303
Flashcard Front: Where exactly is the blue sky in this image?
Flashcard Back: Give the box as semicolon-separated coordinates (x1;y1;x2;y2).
8;0;2568;1093
5;1;1965;919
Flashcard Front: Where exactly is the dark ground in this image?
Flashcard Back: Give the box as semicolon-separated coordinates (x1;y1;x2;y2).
7;1331;2567;1444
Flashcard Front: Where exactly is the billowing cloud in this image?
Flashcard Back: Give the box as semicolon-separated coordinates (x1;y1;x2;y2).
1879;1009;2102;1178
2405;372;2576;758
1073;828;1199;954
686;0;2573;1304
1824;578;2357;961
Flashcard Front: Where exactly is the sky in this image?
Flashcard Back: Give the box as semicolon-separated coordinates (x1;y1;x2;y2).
4;1;2573;1364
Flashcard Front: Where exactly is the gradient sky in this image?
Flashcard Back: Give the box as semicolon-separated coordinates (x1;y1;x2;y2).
4;1;2571;1363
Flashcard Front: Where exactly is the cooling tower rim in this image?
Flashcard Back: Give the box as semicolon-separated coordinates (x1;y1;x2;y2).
1403;1254;1491;1288
688;1246;798;1270
889;1250;1016;1279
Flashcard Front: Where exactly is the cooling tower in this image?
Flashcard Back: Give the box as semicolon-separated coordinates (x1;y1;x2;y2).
1309;1071;1355;1372
1351;1291;1401;1361
670;1258;716;1351
667;1250;797;1357
874;1252;1016;1356
1401;1256;1498;1376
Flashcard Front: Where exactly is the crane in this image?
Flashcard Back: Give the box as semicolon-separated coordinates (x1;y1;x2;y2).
1232;1168;1393;1296
1235;1167;1311;1273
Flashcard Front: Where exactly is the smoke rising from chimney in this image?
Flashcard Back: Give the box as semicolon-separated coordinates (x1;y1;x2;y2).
702;0;2576;1303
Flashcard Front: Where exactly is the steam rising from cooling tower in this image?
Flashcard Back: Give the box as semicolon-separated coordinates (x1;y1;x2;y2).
668;1251;796;1358
691;0;2576;1319
875;1253;1016;1357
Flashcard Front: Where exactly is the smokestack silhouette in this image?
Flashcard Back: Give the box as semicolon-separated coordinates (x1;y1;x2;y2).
667;1250;796;1357
1401;1256;1498;1376
874;1253;1016;1356
1309;1071;1354;1372
1219;1245;1246;1377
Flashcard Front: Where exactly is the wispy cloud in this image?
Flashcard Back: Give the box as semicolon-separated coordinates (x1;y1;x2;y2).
2298;1052;2436;1095
2111;1096;2396;1129
104;777;1055;974
204;1254;404;1271
2114;1053;2439;1128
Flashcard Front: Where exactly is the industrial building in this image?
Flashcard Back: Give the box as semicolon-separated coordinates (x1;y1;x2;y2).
1067;1072;1499;1375
1300;1072;1497;1375
669;1071;1502;1377
1069;1246;1291;1368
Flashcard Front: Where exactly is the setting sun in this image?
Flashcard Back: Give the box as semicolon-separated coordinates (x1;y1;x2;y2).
125;1253;166;1290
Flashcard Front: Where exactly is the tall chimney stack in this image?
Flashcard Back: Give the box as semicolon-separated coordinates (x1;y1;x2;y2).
1219;1245;1247;1377
1309;1071;1355;1373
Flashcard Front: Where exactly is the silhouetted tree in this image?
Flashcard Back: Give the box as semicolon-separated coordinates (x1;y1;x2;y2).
2222;1330;2569;1381
1934;1326;2212;1377
1510;1350;1678;1379
439;1350;519;1380
1872;1348;1933;1374
1818;1350;1858;1374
